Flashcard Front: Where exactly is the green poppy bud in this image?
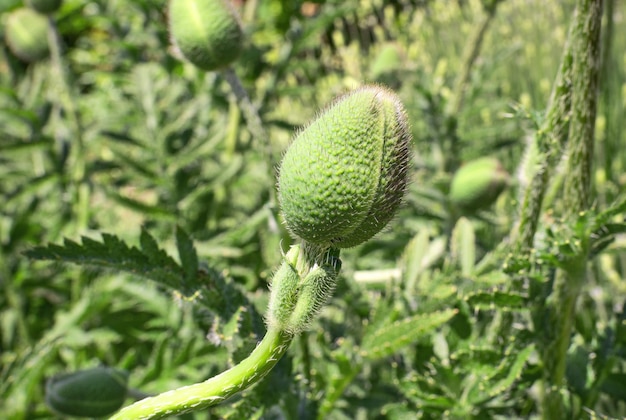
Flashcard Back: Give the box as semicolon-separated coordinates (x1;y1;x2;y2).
168;0;243;71
45;367;129;418
449;157;509;213
4;8;49;63
26;0;62;14
278;86;411;248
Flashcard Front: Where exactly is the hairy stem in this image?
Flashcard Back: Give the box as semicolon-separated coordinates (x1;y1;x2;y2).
540;0;603;418
113;243;341;419
511;18;575;253
110;328;293;420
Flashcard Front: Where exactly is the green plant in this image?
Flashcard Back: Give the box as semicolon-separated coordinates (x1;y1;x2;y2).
45;366;130;418
4;0;626;419
278;86;411;248
26;0;62;14
4;7;49;62
27;84;419;418
169;0;243;72
448;156;509;215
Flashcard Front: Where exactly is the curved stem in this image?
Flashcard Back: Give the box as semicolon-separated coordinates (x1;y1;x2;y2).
111;328;293;420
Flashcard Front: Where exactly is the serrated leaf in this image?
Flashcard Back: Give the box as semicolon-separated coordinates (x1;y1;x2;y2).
590;223;626;257
465;290;528;310
468;344;534;405
360;309;457;361
397;372;456;409
25;231;185;293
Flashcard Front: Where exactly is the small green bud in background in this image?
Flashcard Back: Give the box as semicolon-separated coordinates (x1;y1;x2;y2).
168;0;243;71
4;8;49;62
278;85;412;248
26;0;62;14
448;157;509;214
45;366;129;418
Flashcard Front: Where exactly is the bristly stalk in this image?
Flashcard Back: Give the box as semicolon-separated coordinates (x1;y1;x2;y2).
511;20;575;254
110;328;294;420
110;244;341;419
540;0;603;418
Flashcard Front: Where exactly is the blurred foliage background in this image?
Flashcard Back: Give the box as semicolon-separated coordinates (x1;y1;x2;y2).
1;0;625;418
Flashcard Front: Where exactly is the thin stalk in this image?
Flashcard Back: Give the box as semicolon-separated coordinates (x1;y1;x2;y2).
221;67;277;206
540;1;603;418
444;1;502;172
46;16;89;231
111;328;293;420
113;244;341;419
448;2;499;117
599;0;616;191
222;67;268;155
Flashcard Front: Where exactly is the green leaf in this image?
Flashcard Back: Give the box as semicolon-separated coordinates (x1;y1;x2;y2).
450;217;476;276
468;344;534;405
465;290;528;310
600;373;626;403
360;309;457;361
25;230;185;293
175;226;199;287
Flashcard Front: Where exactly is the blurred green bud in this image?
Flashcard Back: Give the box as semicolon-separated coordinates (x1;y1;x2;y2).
4;8;49;62
45;366;129;418
168;0;243;71
278;85;411;248
449;157;509;214
26;0;62;14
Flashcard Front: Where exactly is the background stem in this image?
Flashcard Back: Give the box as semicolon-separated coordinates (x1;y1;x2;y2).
540;0;603;418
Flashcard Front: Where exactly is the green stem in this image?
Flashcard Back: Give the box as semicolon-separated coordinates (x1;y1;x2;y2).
316;363;359;420
46;15;89;231
111;328;293;420
448;2;498;117
445;1;500;171
511;15;575;253
540;0;603;418
112;244;341;419
222;67;267;151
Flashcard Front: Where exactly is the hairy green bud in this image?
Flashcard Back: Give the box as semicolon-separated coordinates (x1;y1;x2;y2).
26;0;62;14
449;157;509;213
45;367;129;418
278;86;411;248
168;0;243;71
5;8;49;63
